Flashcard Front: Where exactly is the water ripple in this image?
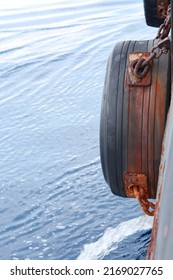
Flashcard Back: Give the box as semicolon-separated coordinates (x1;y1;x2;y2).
0;0;155;260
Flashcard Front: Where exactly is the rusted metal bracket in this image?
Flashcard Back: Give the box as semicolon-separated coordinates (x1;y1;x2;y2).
157;0;169;19
124;173;148;198
127;52;152;86
124;172;155;216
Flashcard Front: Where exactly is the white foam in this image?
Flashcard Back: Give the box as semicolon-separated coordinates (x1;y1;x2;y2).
77;215;153;260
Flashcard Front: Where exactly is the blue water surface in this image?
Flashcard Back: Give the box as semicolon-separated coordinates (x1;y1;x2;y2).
0;0;156;260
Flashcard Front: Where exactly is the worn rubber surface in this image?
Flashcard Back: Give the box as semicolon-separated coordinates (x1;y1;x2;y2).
143;0;170;27
100;40;170;198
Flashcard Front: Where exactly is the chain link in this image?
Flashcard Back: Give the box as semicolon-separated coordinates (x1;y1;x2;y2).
131;4;171;79
133;186;155;216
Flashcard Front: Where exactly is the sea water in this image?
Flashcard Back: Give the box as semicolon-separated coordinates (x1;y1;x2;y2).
0;0;156;260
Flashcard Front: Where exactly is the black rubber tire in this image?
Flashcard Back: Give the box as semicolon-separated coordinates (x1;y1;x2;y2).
143;0;170;27
100;39;170;198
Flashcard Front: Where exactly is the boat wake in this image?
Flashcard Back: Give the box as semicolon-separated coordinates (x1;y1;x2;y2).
77;215;153;260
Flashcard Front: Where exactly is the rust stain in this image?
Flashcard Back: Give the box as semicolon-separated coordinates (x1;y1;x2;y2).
124;172;148;198
146;191;161;259
157;0;169;19
124;50;168;200
124;172;155;216
146;161;166;258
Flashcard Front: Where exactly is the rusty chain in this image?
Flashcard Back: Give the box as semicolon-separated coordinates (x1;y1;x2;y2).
132;4;171;79
132;186;155;216
124;173;155;216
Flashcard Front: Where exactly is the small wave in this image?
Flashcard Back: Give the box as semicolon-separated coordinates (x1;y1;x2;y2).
47;157;99;183
77;215;153;260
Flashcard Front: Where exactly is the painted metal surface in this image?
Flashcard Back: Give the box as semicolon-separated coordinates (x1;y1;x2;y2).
147;79;173;259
